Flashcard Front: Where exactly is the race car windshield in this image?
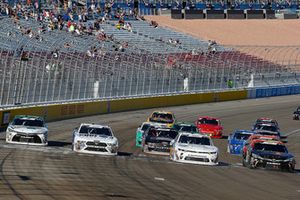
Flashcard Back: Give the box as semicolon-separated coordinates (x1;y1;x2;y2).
234;132;252;140
141;124;150;131
260;126;278;132
79;126;112;136
180;126;197;133
254;143;287;153
178;136;211;145
150;113;174;123
12;118;44;127
157;130;178;139
199;118;219;126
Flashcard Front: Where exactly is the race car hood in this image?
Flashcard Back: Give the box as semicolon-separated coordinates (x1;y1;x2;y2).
252;150;294;160
75;134;117;143
198;124;222;132
146;137;172;144
177;144;218;153
8;125;47;134
229;139;246;146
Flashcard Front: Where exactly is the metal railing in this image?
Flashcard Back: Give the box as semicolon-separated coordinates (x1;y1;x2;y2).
1;16;300;107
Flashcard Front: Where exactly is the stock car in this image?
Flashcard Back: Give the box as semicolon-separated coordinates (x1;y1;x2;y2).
72;123;118;155
146;111;176;128
242;139;295;172
170;133;218;165
293;106;300;120
142;127;179;155
173;122;199;134
136;122;152;147
195;116;223;138
6;115;48;145
252;118;279;130
227;130;255;155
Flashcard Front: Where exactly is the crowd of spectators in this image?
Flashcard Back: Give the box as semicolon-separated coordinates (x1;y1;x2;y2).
0;1;151;57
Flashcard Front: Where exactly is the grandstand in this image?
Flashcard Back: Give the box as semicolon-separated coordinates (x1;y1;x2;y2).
0;1;300;107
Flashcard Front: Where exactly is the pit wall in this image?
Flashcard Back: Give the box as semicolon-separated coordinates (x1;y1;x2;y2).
1;85;300;129
0;90;247;128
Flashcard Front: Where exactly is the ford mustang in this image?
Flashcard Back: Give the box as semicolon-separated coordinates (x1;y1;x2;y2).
6;115;48;145
72;123;118;155
227;130;255;155
142;127;178;155
195;116;223;138
242;139;295;172
170;133;218;165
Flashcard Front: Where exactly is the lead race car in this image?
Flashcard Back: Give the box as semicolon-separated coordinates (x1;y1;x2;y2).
146;111;176;128
6;115;48;145
170;133;218;165
72;123;118;155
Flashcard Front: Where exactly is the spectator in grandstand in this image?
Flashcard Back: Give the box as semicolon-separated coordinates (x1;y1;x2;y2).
150;20;158;28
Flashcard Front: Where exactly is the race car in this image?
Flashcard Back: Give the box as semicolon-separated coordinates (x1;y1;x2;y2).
242;139;295;172
252;118;279;130
6;115;48;145
142;127;178;155
72;123;118;155
195;116;223;138
293;106;300;120
136;122;152;147
147;111;176;128
227;130;255;155
173;122;199;134
170;133;218;165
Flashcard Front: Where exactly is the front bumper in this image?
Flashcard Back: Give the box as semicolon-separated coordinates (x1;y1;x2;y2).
202;132;222;139
172;150;218;165
73;140;118;155
252;157;294;170
143;144;170;155
6;131;47;146
228;144;243;155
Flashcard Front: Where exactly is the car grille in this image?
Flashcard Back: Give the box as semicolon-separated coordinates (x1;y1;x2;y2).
85;147;108;152
86;141;107;147
261;154;284;160
185;157;209;162
12;134;42;143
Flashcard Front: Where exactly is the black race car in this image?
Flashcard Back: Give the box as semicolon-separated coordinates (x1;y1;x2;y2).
293;106;300;120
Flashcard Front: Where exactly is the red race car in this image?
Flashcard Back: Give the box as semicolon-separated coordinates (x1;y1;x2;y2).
195;116;223;139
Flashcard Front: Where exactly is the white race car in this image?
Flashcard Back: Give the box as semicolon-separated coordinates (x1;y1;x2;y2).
72;123;118;155
170;133;218;165
6;115;48;145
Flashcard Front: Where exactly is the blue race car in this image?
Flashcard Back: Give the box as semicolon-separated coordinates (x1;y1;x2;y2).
227;130;255;155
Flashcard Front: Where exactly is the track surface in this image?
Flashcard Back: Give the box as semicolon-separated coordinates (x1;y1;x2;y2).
0;95;300;200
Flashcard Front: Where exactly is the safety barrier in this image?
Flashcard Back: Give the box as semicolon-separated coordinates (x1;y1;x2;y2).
247;84;300;99
0;90;247;129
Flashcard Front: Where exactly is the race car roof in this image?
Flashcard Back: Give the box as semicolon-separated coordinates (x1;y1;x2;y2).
234;130;255;134
179;132;210;138
151;111;174;115
14;115;44;121
197;116;220;120
79;123;110;129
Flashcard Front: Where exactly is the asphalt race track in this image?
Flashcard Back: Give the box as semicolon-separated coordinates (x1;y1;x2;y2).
0;95;300;200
